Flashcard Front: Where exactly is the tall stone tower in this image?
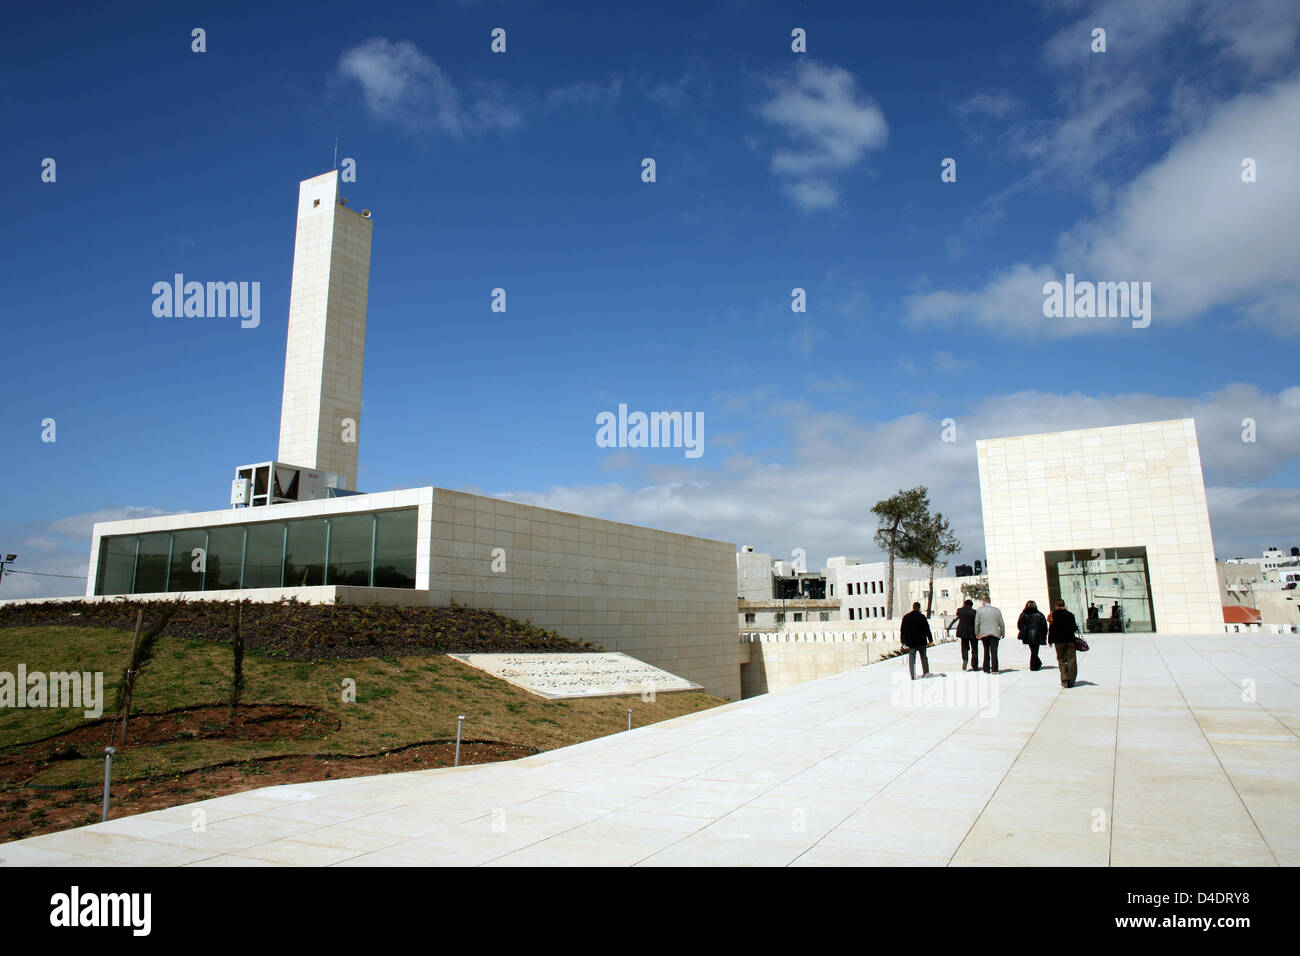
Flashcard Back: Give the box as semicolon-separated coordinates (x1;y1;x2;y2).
276;169;372;490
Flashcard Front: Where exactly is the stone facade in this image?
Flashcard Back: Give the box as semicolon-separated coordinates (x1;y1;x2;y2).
84;487;742;700
277;170;372;490
977;418;1220;634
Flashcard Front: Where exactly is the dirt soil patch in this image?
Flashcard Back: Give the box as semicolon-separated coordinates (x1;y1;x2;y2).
0;737;536;845
1;704;335;783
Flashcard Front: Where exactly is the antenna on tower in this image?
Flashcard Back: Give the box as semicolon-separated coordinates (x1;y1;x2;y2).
333;137;339;170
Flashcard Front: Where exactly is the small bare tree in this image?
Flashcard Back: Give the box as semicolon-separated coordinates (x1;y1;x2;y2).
114;598;184;746
228;601;245;725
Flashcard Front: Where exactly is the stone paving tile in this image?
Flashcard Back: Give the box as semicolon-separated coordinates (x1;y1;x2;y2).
952;825;1111;866
791;845;948;867
819;825;970;859
556;821;687;850
636;834;806;867
4;635;1296;867
1109;836;1277;867
290;825;413;853
696;805;850;844
235;839;366;866
185;854;285;867
338;803;485;837
0;843;84;866
483;836;662;867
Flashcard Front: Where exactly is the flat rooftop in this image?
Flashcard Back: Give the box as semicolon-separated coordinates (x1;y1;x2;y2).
4;634;1296;866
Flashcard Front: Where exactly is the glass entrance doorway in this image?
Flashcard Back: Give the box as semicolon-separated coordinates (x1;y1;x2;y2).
1044;547;1156;633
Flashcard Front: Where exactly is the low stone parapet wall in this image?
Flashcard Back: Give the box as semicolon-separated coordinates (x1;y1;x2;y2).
740;631;958;696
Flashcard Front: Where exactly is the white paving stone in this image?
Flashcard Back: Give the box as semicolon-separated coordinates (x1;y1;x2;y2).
3;634;1296;866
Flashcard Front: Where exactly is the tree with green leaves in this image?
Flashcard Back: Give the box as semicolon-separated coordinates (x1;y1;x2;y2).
902;510;961;617
871;486;930;620
961;580;990;604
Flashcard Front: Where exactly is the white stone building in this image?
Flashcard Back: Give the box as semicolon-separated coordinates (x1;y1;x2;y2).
70;170;742;700
901;573;989;619
824;557;930;622
977;418;1220;634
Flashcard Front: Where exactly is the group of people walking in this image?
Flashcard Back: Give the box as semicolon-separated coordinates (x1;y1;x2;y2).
899;596;1083;687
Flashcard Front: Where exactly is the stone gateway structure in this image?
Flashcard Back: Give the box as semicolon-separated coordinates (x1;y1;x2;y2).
977;418;1221;634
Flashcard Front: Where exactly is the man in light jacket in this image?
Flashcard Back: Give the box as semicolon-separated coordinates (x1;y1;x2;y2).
974;598;1005;674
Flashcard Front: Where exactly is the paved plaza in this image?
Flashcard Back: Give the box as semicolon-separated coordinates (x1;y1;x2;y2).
3;634;1296;867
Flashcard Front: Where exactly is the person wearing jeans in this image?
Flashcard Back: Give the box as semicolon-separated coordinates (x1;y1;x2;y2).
900;602;933;680
974;598;1005;673
947;598;979;671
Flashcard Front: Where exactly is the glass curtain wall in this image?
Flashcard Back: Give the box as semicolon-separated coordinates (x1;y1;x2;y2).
1044;546;1156;633
94;509;417;595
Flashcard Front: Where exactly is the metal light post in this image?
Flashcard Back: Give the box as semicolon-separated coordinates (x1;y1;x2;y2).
0;554;16;594
454;715;465;766
102;746;117;821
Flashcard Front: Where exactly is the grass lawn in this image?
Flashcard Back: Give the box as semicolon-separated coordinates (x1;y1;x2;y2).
0;624;725;842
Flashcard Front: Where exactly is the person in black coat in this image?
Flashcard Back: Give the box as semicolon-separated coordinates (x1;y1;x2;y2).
946;599;980;671
1017;600;1048;670
900;602;934;680
1047;599;1081;688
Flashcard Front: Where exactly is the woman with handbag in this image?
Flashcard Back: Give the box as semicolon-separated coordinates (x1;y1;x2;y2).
1017;600;1048;671
1047;598;1081;688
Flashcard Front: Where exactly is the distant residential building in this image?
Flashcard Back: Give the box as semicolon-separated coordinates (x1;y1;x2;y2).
822;557;930;622
902;573;989;619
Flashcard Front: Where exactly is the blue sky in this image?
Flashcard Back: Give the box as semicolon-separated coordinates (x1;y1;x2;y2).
2;0;1298;597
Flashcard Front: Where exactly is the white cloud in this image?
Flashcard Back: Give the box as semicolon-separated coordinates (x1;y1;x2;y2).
1063;76;1300;332
1019;0;1300;185
907;75;1300;337
931;351;973;373
336;38;521;137
546;76;623;110
757;60;887;211
495;385;1300;571
0;507;172;600
954;90;1023;118
45;506;172;537
783;179;838;211
643;71;695;110
906;263;1064;337
8;390;1293;599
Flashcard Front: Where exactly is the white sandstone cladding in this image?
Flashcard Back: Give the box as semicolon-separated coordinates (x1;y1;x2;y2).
977;418;1220;634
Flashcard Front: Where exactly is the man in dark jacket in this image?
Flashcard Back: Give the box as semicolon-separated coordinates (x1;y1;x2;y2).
946;599;979;671
900;602;934;680
1047;599;1080;688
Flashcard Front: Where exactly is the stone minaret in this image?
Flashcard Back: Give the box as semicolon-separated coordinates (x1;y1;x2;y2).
276;169;373;490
